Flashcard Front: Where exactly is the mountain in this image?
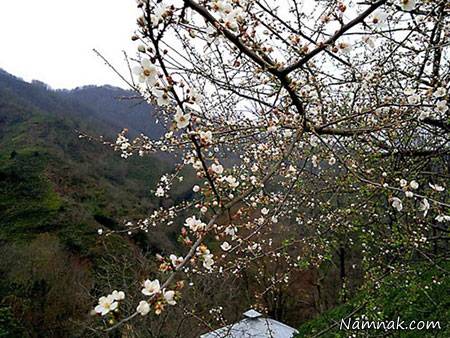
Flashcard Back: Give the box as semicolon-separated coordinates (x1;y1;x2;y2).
0;69;187;337
0;69;173;243
0;69;165;138
60;85;167;138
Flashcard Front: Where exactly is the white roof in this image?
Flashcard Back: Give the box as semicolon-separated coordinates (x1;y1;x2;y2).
200;310;298;338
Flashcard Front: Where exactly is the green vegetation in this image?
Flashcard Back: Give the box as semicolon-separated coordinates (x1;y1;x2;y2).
297;261;449;337
0;71;188;337
0;149;61;240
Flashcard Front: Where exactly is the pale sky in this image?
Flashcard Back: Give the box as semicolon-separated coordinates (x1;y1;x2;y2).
0;0;139;89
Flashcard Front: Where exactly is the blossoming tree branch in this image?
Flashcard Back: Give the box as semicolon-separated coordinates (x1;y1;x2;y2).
93;0;449;331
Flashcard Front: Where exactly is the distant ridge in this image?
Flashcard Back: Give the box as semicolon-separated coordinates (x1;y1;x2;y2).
0;68;165;138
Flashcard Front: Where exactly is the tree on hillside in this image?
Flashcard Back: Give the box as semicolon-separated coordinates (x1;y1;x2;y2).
92;0;449;333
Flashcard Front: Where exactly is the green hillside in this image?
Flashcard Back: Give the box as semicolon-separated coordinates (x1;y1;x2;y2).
296;260;449;337
0;71;183;337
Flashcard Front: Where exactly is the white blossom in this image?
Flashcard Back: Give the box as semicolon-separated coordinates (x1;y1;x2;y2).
435;215;450;222
224;226;237;238
170;254;183;268
391;197;403;212
429;183;445;192
142;279;161;296
400;179;408;188
311;155;319;168
133;59;158;86
436;100;448;113
410;180;419;190
153;89;171;106
407;94;420;105
111;290;125;301
163;290;177;305
174;108;191;129
418;110;430;121
136;300;150;316
211;163;224;174
200;130;213;144
224;175;239;188
369;10;387;27
338;41;352;54
433;87;447;98
419;198;430;216
155;187;165;197
220;241;232;251
328;157;336;165
95;295;118;316
189;88;203;105
185;216;206;232
399;0;416;12
203;254;215;270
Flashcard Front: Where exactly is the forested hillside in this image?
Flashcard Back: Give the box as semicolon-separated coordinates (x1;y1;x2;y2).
0;70;185;336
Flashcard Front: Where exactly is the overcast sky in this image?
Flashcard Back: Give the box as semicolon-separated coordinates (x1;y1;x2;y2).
0;0;139;89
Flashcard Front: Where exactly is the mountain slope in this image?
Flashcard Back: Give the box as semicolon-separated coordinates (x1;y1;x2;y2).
61;85;166;138
0;70;181;337
0;70;169;241
0;69;165;138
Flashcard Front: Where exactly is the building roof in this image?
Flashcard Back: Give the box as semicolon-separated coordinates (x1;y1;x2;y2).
200;310;299;338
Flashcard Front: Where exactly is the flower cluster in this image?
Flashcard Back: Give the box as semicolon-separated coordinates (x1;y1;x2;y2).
185;216;207;234
197;244;215;271
211;0;246;31
137;279;178;315
94;290;125;316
